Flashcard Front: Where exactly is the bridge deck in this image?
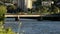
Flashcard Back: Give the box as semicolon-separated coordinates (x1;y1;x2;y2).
5;13;44;17
5;15;41;17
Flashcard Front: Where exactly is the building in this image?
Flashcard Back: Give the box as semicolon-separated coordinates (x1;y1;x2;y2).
42;1;54;7
13;0;36;11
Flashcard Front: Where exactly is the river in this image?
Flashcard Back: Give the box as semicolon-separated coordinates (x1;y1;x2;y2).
4;18;60;34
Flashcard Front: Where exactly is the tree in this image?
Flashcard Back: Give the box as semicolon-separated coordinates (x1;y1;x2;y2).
0;4;16;34
52;6;59;14
33;0;41;9
0;5;7;21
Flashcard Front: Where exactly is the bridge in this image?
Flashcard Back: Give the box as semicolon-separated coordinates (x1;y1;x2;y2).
5;13;45;21
5;14;43;17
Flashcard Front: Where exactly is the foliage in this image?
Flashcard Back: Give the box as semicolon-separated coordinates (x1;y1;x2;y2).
33;0;41;8
7;5;16;10
40;6;49;14
0;5;7;15
7;5;17;13
0;5;16;34
47;5;59;14
0;5;7;21
52;6;59;14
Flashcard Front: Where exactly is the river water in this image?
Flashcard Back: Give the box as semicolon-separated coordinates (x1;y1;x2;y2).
4;18;60;34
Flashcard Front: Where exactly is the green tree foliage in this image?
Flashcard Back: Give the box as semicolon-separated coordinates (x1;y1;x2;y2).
0;5;7;15
8;5;16;10
0;5;16;34
40;6;48;14
0;5;7;21
33;0;41;8
49;5;59;14
52;6;59;14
